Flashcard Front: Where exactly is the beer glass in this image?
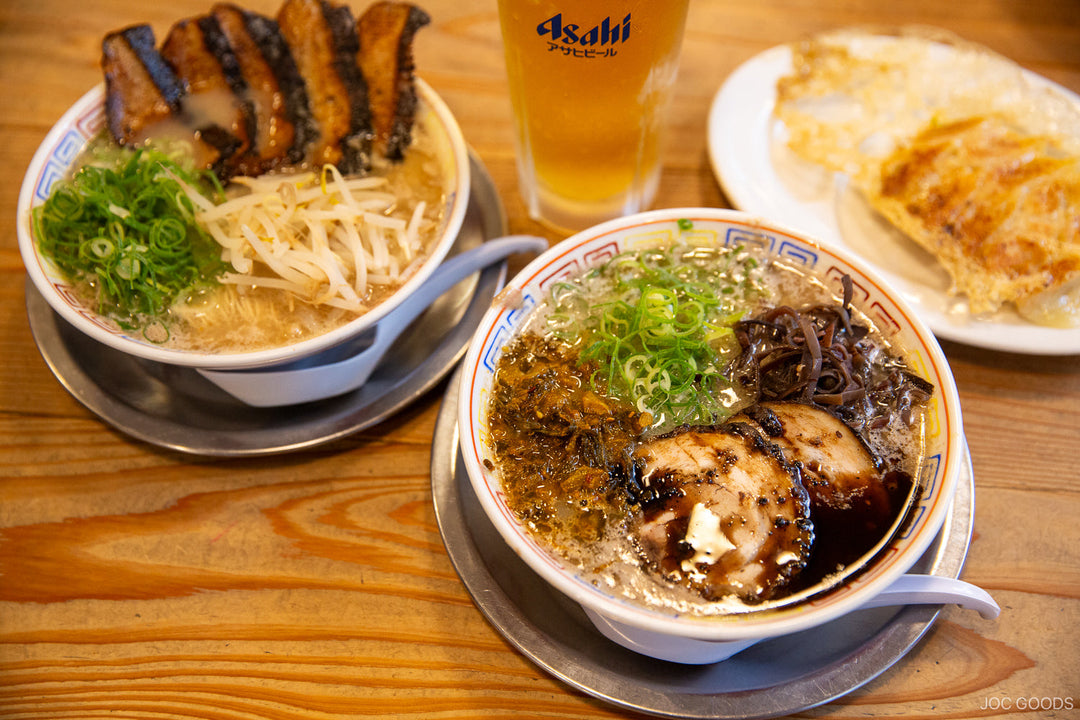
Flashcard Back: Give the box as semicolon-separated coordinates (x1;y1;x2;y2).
497;0;690;232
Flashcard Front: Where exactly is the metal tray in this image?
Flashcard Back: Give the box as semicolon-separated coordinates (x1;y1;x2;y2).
25;153;507;457
431;366;975;719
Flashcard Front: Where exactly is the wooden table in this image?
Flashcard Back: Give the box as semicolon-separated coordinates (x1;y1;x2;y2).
2;1;1078;717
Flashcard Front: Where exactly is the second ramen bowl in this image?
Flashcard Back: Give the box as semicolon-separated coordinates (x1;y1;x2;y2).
18;79;470;406
456;208;965;664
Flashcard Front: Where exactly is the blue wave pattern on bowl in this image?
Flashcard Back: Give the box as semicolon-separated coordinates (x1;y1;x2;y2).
34;101;102;202
36;131;83;201
481;292;538;373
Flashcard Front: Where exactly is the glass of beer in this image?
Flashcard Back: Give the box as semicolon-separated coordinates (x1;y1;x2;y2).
497;0;690;232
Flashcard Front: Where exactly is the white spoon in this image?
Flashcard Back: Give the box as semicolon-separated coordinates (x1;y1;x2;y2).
585;574;999;665
199;235;548;406
858;573;999;619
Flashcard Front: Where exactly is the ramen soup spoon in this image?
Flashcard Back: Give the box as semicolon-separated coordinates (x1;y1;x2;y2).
198;235;550;406
584;574;1000;665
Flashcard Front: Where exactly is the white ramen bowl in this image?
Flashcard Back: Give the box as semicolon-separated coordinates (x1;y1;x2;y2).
457;208;965;664
18;79;470;403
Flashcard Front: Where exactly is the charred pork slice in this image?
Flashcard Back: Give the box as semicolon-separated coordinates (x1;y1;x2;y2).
742;402;907;570
102;25;185;147
161;15;255;178
234;6;318;167
210;3;298;174
357;1;430;159
277;0;373;173
632;423;813;603
744;403;891;525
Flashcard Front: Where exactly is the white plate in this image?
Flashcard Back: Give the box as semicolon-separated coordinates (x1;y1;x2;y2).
707;43;1080;355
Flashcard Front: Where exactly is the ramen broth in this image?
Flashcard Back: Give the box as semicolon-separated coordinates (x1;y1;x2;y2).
43;114;447;353
167;123;446;353
486;243;931;616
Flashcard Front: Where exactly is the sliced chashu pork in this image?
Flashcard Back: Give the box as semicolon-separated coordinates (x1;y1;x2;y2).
742;403;891;526
276;0;373;173
741;401;909;574
160;14;255;177
631;401;910;603
357;1;430;159
210;3;316;174
104;22;243;174
102;25;186;148
101;0;430;181
632;422;813;603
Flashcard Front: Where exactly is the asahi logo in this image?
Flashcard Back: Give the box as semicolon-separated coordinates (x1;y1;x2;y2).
536;12;631;47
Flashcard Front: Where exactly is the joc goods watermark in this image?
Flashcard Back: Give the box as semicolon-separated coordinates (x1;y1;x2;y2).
979;695;1075;711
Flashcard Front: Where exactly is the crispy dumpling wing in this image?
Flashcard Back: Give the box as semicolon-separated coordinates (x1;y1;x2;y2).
866;115;1080;322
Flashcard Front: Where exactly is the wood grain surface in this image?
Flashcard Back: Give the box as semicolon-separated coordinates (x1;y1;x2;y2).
1;0;1078;718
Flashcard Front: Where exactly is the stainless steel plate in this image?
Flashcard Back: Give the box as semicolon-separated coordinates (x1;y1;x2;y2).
25;153;507;457
431;367;974;719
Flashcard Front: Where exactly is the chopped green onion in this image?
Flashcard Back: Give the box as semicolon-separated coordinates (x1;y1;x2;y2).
32;141;227;332
546;241;764;430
